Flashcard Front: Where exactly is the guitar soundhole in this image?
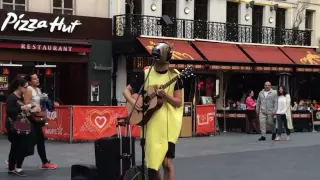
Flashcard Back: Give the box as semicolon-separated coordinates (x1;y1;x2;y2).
144;96;151;105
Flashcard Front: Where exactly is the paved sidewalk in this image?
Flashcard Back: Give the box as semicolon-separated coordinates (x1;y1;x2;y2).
0;132;320;180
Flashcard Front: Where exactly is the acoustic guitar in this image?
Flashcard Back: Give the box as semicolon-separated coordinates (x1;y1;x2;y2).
127;66;193;126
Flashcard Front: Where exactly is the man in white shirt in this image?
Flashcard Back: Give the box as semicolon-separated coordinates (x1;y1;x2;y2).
256;81;278;141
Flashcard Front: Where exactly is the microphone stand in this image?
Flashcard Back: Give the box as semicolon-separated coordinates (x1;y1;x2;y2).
125;59;156;180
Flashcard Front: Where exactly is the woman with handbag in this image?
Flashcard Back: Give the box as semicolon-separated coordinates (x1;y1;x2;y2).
24;73;58;170
6;78;35;176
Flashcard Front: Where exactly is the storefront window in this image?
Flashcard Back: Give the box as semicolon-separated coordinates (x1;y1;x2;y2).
1;0;26;11
53;0;74;15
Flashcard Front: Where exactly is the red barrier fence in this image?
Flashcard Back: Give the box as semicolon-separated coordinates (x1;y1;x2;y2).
195;105;215;135
0;103;142;142
1;103;6;133
43;106;71;140
72;106;125;140
0;103;216;142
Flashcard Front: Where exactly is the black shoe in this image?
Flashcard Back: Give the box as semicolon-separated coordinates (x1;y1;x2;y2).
258;136;266;141
272;133;276;140
8;170;27;177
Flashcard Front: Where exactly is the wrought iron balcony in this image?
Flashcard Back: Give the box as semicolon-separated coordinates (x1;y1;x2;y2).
113;14;312;46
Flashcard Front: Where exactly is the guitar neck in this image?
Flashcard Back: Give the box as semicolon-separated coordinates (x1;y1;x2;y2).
160;75;180;89
148;75;180;99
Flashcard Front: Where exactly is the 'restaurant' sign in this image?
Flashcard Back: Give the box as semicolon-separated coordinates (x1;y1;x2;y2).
0;12;81;33
21;43;72;52
0;42;90;53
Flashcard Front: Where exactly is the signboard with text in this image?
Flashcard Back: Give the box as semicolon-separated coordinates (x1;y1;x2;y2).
0;75;8;91
1;12;81;33
195;105;215;134
0;42;90;53
0;10;112;40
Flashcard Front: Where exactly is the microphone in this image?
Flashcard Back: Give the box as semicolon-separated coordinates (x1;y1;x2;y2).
151;47;160;60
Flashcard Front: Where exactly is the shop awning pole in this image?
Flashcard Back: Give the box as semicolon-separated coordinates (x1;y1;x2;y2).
222;72;227;133
192;76;197;137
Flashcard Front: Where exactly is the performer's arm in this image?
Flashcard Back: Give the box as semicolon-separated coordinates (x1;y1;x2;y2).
122;72;144;105
123;85;135;104
164;89;182;108
159;79;183;108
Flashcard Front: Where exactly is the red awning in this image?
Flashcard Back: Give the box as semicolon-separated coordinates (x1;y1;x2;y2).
240;45;293;64
192;41;252;63
137;37;203;61
280;47;320;65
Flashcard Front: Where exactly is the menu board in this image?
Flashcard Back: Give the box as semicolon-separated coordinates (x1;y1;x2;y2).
0;75;8;91
0;75;8;96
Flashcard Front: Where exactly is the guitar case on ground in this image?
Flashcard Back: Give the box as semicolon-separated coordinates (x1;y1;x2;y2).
71;164;98;180
71;118;136;180
122;165;148;180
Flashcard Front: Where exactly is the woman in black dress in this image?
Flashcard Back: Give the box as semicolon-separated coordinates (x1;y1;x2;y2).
6;78;35;177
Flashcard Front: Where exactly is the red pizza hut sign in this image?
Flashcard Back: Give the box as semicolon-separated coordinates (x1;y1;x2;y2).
21;43;72;52
0;12;81;33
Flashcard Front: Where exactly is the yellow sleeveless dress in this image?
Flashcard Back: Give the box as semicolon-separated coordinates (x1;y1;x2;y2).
143;67;184;171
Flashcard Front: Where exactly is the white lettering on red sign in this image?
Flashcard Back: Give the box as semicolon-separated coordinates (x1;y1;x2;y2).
21;44;73;52
1;12;82;33
46;111;57;119
45;129;58;135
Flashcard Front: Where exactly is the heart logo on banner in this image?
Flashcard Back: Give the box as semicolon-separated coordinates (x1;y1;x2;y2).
88;110;113;134
94;116;107;129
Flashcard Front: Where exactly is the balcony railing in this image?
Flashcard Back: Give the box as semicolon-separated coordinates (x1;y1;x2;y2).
113;14;312;46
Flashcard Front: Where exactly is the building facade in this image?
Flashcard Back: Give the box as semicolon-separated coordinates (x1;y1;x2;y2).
0;0;110;18
112;0;320;107
0;9;113;105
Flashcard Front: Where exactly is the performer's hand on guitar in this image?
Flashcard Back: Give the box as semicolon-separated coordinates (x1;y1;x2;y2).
156;88;166;97
129;98;142;111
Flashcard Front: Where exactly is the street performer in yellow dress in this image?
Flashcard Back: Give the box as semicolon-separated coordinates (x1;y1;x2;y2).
123;42;184;180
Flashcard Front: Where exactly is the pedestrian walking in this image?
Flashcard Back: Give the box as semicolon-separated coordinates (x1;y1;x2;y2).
6;78;35;177
256;81;278;141
246;90;258;134
275;86;293;141
24;73;58;169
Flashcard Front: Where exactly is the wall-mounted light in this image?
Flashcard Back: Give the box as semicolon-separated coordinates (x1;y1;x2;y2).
35;62;56;68
0;61;22;67
150;4;157;11
246;1;255;9
215;79;220;97
184;7;190;14
270;4;279;12
245;14;250;21
269;17;274;23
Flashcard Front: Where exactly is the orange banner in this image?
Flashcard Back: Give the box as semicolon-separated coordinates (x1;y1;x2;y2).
43;106;70;140
1;103;6;133
131;125;141;137
72;106;128;140
195;105;215;134
120;123;141;138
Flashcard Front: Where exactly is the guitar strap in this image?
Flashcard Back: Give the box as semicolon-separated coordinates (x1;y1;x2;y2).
172;68;180;75
171;68;183;88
